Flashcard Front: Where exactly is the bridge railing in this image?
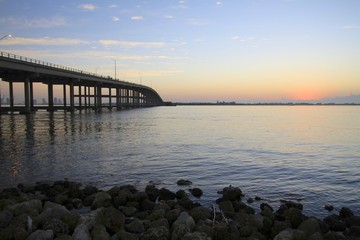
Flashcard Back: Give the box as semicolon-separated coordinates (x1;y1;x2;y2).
1;51;112;81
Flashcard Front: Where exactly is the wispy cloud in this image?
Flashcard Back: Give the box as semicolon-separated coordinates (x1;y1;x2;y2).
112;16;120;22
99;40;165;48
0;17;66;28
78;4;96;11
343;24;360;29
109;4;117;8
188;18;209;26
164;15;174;19
231;36;256;42
131;16;143;21
0;37;89;45
216;1;223;6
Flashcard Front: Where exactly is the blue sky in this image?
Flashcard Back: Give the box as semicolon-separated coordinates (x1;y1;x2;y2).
1;0;360;102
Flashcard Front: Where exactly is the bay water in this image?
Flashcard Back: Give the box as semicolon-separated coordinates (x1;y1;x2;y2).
0;106;359;217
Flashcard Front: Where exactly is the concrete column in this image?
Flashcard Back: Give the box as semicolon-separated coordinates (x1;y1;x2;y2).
24;79;31;113
9;81;14;108
70;81;75;111
47;83;54;111
84;85;87;108
126;89;130;108
108;87;112;109
116;88;121;110
96;85;102;110
63;84;67;110
30;81;34;109
78;85;82;110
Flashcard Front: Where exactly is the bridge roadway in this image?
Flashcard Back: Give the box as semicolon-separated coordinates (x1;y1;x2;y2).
0;51;164;114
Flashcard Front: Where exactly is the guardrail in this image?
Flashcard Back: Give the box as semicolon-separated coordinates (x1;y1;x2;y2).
0;51;109;79
0;51;152;90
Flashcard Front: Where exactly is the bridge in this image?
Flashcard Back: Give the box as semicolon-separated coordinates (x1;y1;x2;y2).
0;51;164;114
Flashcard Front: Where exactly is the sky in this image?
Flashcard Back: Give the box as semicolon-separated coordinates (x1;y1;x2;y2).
0;0;360;102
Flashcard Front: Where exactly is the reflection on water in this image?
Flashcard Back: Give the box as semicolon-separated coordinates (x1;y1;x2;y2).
0;106;360;217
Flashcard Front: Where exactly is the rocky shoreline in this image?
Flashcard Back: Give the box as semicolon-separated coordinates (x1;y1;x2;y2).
0;180;359;240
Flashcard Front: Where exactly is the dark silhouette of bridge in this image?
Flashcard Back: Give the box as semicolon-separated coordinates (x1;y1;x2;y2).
0;51;163;114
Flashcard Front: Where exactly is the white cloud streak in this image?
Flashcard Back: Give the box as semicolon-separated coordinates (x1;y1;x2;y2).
0;37;89;45
99;40;165;48
0;17;66;28
78;4;97;11
343;24;360;29
131;16;143;21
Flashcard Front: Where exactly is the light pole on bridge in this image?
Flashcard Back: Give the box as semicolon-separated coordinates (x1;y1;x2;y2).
0;34;12;107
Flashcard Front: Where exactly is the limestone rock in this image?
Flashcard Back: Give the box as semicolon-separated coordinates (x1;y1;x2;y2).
177;179;192;186
72;223;91;240
298;218;321;238
91;224;110;240
91;192;112;210
26;229;54;240
6;200;42;217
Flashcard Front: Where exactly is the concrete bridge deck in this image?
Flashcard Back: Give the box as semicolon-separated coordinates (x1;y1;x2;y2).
0;51;163;114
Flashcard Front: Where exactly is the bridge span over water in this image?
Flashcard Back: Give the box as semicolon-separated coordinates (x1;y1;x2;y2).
0;51;164;114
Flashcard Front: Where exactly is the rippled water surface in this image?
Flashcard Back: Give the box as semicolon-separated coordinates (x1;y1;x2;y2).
0;106;359;217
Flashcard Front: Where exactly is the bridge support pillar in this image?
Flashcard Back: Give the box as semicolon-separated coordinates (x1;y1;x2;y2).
126;89;130;108
23;78;31;114
63;84;67;110
47;83;54;112
30;81;34;109
9;81;14;109
78;85;82;110
84;86;87;108
96;85;102;111
108;87;112;110
116;88;121;110
70;82;75;112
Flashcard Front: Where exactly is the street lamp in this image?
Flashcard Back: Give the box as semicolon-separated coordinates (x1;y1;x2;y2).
0;34;12;40
0;34;12;107
112;59;117;80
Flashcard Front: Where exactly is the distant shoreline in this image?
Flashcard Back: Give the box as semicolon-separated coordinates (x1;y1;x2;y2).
173;102;360;106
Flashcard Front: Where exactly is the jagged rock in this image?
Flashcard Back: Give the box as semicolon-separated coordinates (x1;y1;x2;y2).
141;226;169;240
148;218;169;230
0;210;13;228
175;190;187;199
325;204;334;211
91;192;112;209
182;231;212;240
43;218;69;237
72;223;91;240
345;215;360;227
189;188;203;198
247;197;254;204
83;194;96;207
189;206;211;223
121;206;137;217
27;229;54;240
91;224;110;240
141;199;155;211
147;208;166;221
171;212;196;240
298;217;321;238
271;220;292;238
36;202;73;226
144;185;159;202
324;214;346;232
339;207;354;219
129;192;147;203
217;186;242;202
214;221;240;240
82;185;98;197
158;188;176;201
219;200;235;214
94;207;125;234
53;234;74;240
125;219;145;233
274;228;305;240
71;198;83;209
6;200;42;217
0;225;28;240
177;179;192;186
166;208;181;225
283;207;304;228
345;226;360;239
177;197;194;210
111;229;139;240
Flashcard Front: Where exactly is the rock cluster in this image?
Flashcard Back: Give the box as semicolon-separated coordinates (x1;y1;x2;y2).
0;181;359;240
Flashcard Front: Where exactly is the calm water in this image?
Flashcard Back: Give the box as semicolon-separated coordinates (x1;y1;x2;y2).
0;106;359;217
